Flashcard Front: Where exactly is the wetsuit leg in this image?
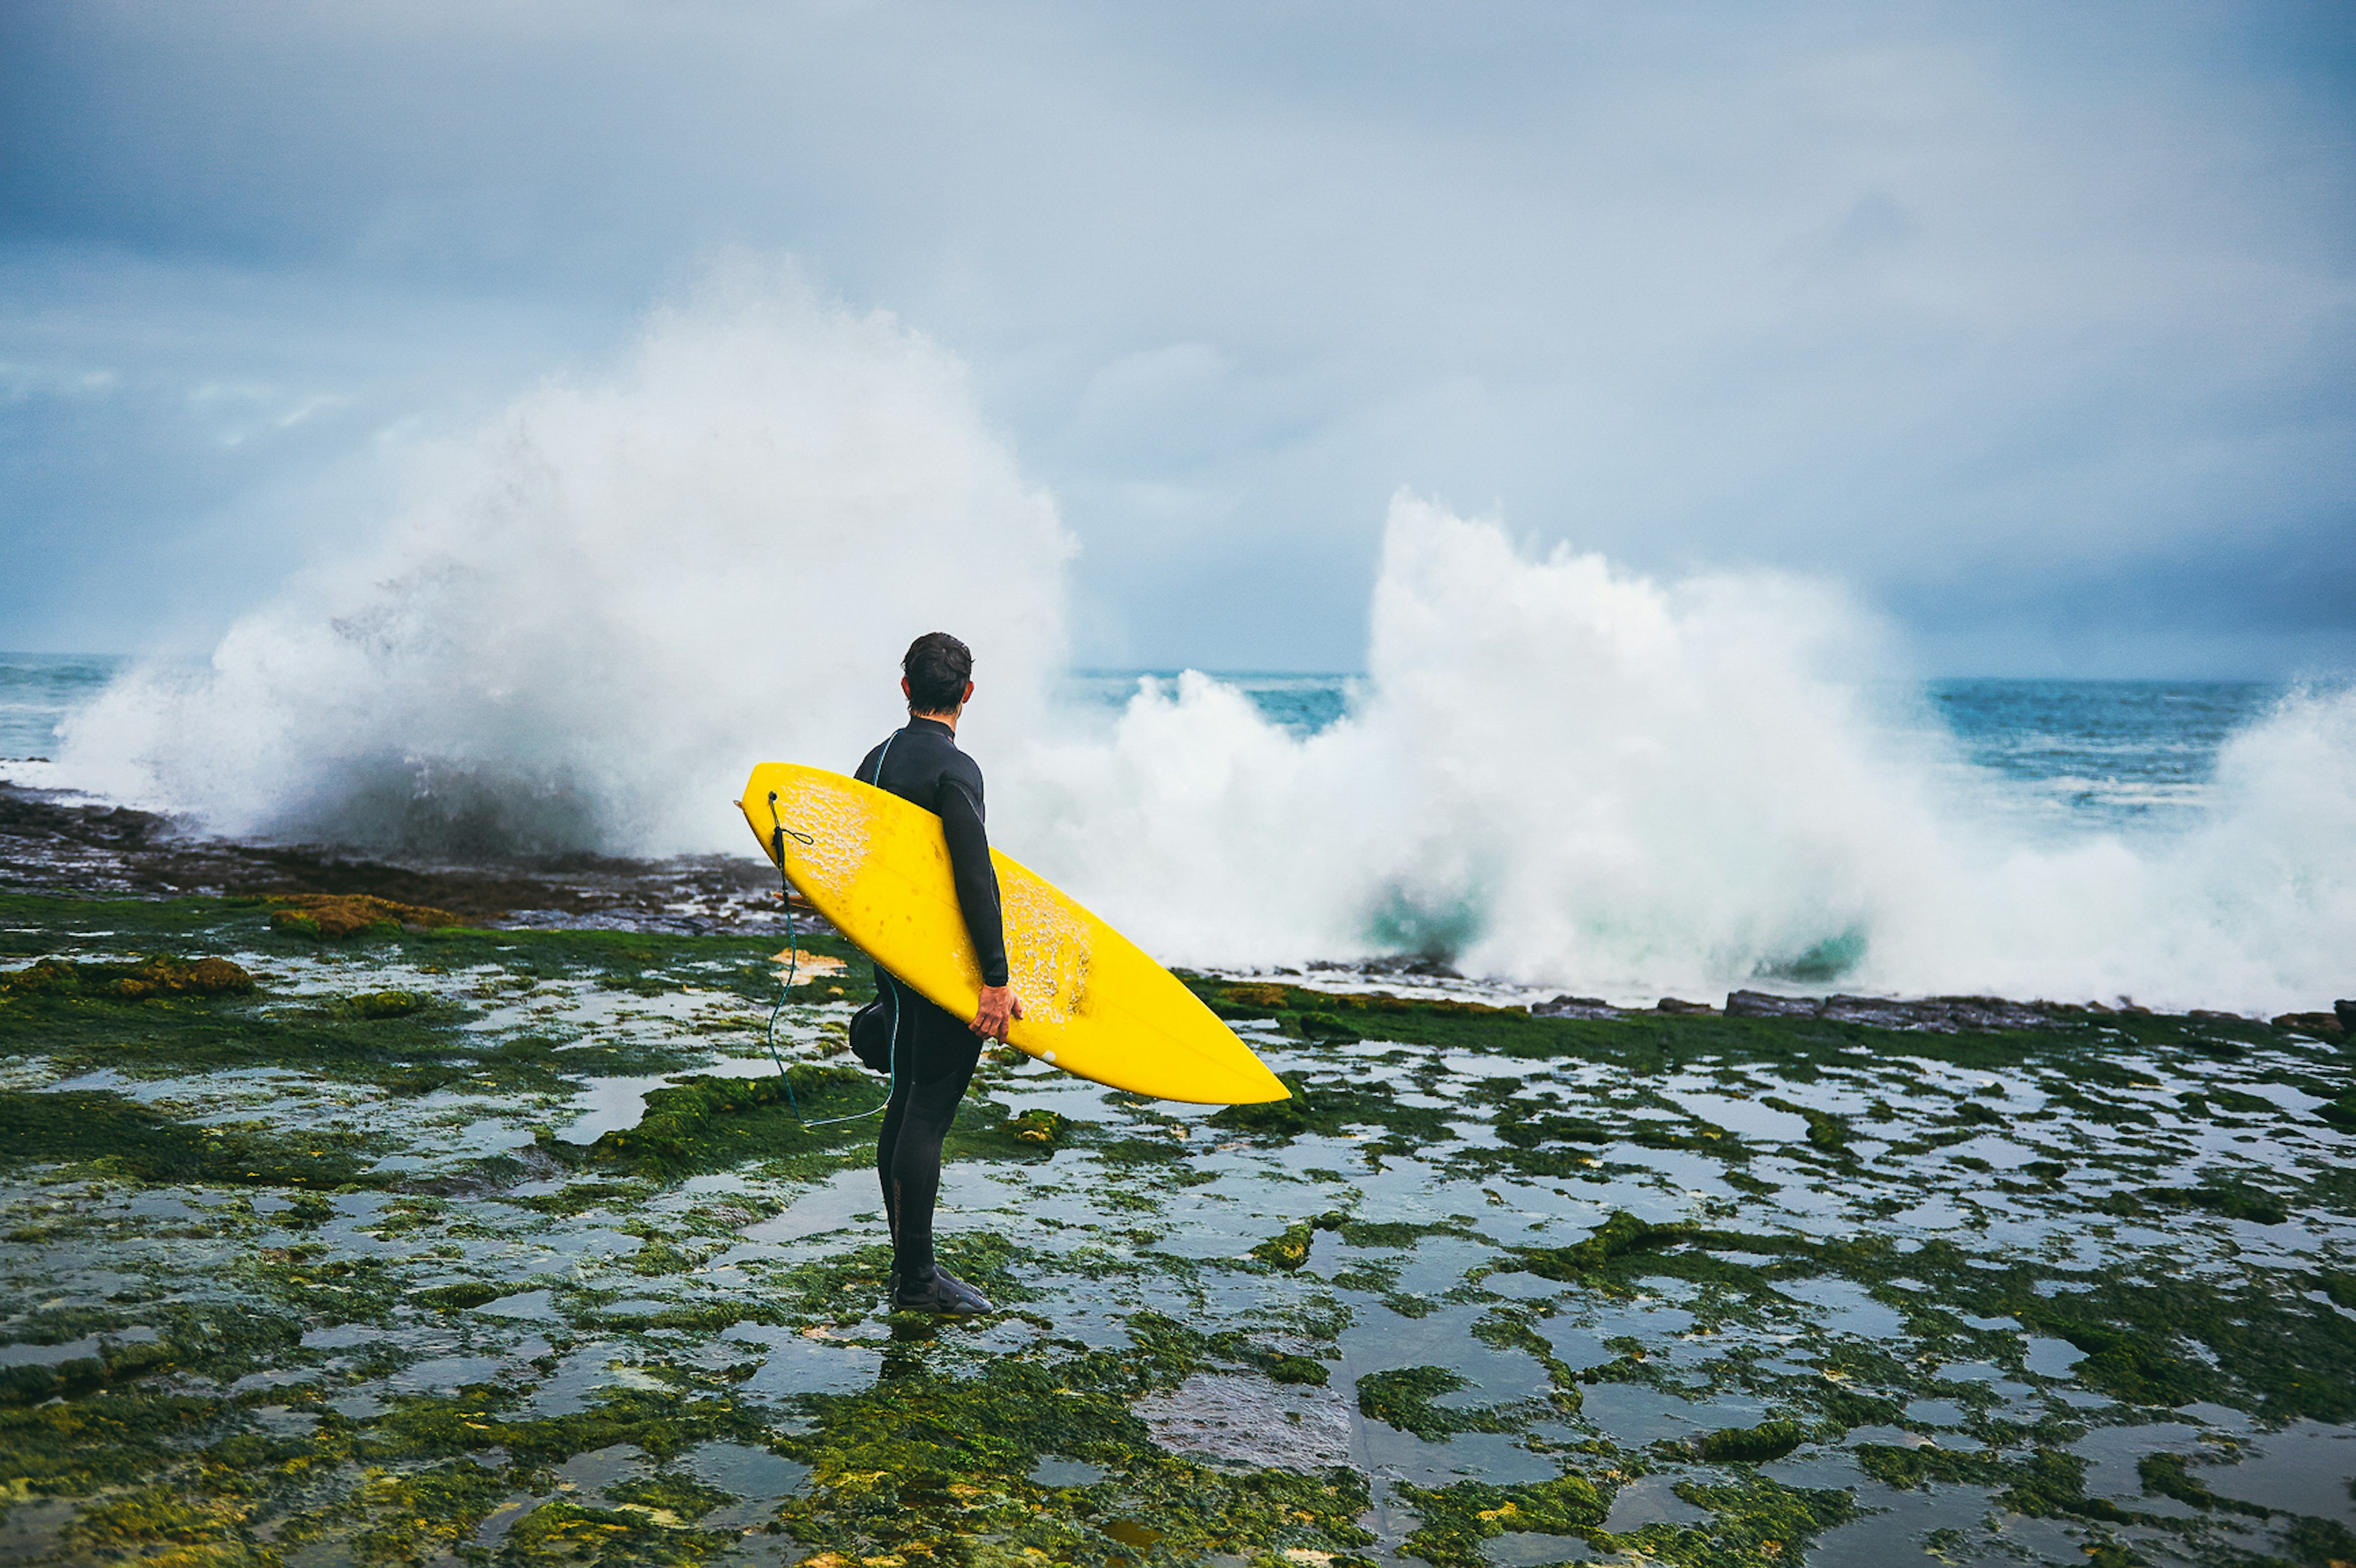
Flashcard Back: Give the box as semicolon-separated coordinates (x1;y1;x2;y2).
874;972;981;1289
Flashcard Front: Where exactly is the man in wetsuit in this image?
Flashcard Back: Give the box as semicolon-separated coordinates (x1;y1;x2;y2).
854;631;1021;1316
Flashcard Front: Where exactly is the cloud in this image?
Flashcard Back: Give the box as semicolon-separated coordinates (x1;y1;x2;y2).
1;0;2351;671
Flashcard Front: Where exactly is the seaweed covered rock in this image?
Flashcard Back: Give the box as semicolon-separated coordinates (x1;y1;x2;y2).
1;955;255;1001
1501;1210;1693;1283
1005;1108;1064;1145
1392;1472;1607;1566
268;894;460;939
1698;1418;1807;1462
1247;1213;1344;1271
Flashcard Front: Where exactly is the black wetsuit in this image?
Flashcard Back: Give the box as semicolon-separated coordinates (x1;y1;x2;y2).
854;717;1007;1294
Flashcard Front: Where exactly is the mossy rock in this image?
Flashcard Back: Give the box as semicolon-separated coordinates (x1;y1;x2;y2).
1698;1418;1807;1462
1356;1365;1517;1442
1006;1108;1064;1145
410;1282;508;1312
1391;1473;1606;1565
268;894;460;940
1504;1211;1693;1283
1;955;254;1001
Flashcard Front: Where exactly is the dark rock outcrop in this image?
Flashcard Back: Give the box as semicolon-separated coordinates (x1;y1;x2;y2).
1529;994;1622;1019
1724;990;2054;1033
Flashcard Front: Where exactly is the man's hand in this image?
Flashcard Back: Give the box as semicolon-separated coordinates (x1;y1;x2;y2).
972;984;1023;1043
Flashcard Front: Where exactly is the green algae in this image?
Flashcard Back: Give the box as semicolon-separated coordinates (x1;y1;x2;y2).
1693;1418;1806;1463
774;1348;1376;1562
0;1089;385;1188
4;894;2354;1568
502;1497;732;1566
1499;1211;1695;1284
1387;1473;1604;1567
1355;1366;1523;1443
574;1070;887;1178
1636;1476;1855;1566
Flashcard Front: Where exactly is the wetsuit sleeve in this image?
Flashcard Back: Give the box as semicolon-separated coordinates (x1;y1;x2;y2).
937;777;1009;987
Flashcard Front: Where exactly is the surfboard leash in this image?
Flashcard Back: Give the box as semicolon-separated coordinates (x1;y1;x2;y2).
763;791;891;1129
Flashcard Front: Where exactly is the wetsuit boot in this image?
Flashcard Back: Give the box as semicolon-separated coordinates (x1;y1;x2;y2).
882;1263;989;1312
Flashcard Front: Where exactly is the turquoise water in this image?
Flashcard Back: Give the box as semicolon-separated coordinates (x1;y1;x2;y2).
1065;669;1352;736
1925;678;2281;831
0;653;125;759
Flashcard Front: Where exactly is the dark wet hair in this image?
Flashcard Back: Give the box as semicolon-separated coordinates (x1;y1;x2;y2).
902;632;973;714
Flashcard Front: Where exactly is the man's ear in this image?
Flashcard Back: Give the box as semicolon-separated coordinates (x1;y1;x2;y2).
900;677;912;703
960;680;975;707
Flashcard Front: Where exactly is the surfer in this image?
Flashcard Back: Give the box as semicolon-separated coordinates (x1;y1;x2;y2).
854;631;1020;1316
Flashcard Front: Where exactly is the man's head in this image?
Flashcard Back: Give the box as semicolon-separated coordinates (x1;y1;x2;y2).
901;631;974;717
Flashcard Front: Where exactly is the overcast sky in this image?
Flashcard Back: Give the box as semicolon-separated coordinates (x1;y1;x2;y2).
4;0;2352;675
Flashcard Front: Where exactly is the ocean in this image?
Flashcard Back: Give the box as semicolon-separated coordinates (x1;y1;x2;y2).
0;651;121;761
7;656;2287;840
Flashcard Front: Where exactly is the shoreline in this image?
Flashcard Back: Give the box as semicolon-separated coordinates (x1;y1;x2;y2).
4;780;2343;1034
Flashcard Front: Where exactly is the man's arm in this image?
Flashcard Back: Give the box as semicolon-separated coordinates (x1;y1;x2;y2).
937;778;1020;1040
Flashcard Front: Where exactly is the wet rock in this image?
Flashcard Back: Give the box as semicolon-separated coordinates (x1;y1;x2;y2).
1723;991;1816;1019
0;779;812;932
1723;990;2054;1032
1528;994;1621;1019
2272;1011;2344;1036
1363;956;1465;980
2338;999;2356;1032
1131;1372;1354;1472
1655;997;1715;1015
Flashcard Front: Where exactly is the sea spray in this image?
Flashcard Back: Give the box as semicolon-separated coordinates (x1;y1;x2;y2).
1004;502;1965;991
55;271;2356;1012
1014;502;2356;1011
58;261;1074;855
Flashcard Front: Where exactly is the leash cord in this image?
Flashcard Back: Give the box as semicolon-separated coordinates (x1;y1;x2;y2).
764;790;890;1129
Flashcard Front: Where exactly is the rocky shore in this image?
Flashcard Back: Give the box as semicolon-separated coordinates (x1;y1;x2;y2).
1;826;2353;1564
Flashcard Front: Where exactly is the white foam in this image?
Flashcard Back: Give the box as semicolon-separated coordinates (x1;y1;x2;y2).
1007;505;2354;1013
55;271;2356;1012
60;261;1072;856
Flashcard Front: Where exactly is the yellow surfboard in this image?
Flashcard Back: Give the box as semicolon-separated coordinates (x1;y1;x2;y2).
737;763;1288;1105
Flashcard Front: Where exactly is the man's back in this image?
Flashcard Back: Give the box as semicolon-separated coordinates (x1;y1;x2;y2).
855;715;1008;991
858;716;985;818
